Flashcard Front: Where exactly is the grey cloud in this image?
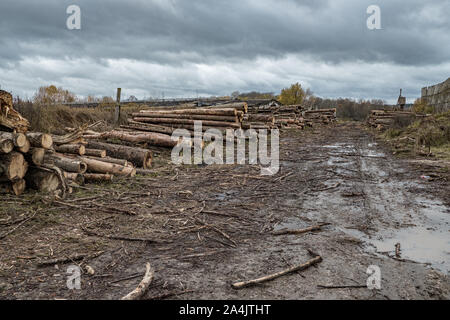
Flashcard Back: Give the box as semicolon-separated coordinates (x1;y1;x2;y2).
1;0;448;66
0;0;449;100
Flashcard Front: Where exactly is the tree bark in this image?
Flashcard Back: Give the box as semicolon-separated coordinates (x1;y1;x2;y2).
132;113;239;123
85;130;180;148
54;144;86;156
86;141;152;169
0;179;26;195
0;132;27;148
139;108;237;116
86;156;129;167
0;151;28;180
26;132;53;149
45;154;87;174
0;138;14;154
79;156;136;177
17;138;31;153
84;148;107;158
63;172;85;185
25;148;46;166
122;121;175;135
25;167;60;193
133;117;241;128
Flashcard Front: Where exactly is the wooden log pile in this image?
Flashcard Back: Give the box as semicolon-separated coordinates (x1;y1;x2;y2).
244;103;305;129
113;103;249;140
0;90;155;196
366;110;426;130
303;108;337;125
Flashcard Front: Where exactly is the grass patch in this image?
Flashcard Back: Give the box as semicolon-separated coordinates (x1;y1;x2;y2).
378;111;450;160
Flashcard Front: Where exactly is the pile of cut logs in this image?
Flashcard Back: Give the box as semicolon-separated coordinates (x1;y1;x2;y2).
366;110;425;130
122;102;248;135
303;108;337;125
0;90;154;196
246;103;305;129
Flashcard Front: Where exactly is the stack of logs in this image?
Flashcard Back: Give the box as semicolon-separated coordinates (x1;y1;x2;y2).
303;109;337;125
121;102;248;136
1;90;154;196
366;110;425;130
246;104;305;129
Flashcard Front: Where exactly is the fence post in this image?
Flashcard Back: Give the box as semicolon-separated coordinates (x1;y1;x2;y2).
114;88;121;125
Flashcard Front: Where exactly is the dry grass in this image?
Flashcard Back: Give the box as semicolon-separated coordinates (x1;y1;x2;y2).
14;102;144;133
381;111;450;159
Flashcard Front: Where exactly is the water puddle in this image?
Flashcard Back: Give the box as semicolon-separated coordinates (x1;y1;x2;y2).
340;197;450;273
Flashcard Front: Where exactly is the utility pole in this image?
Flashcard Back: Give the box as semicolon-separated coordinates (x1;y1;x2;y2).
114;88;121;125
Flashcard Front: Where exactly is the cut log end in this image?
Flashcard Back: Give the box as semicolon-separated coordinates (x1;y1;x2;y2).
1;139;14;154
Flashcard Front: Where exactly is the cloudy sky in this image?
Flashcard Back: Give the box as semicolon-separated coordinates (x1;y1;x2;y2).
0;0;449;103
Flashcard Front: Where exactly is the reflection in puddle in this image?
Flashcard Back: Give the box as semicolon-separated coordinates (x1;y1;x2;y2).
340;198;450;273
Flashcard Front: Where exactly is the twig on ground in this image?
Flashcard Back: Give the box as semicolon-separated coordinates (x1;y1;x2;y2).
37;251;103;267
272;223;331;236
232;249;322;289
121;262;154;300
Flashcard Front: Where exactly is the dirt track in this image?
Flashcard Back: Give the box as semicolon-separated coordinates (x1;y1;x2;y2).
0;122;448;300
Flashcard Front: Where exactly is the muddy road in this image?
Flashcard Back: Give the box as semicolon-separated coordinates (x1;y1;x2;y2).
0;122;448;299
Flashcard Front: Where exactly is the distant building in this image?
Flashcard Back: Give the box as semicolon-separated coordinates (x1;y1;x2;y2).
421;78;450;112
397;89;406;110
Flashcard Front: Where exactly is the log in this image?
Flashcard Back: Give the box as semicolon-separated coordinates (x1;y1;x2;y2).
132;113;239;123
17;138;30;153
26;132;53;149
85;130;180;148
122;121;174;135
25;167;60;193
121;263;154;300
0;138;14;154
0;132;27;148
0;179;26;195
54;144;86;156
86;141;152;169
0;152;28;180
45;154;87;174
232;250;322;289
86;156;128;167
139;108;237;116
133;117;241;128
244;114;275;124
213;102;248;113
63;172;85;185
304;108;337;114
80;157;136;177
83;173;114;182
84;148;107;158
25;148;45;166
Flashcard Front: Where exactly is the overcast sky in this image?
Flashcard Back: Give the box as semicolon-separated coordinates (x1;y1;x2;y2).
0;0;449;103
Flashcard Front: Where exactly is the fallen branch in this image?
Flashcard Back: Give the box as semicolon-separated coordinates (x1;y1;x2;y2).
317;284;367;289
272;223;330;236
231;249;322;289
121;262;154;300
37;251;103;267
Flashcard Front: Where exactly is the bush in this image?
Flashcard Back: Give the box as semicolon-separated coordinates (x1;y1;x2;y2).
412;98;435;114
279;83;305;105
